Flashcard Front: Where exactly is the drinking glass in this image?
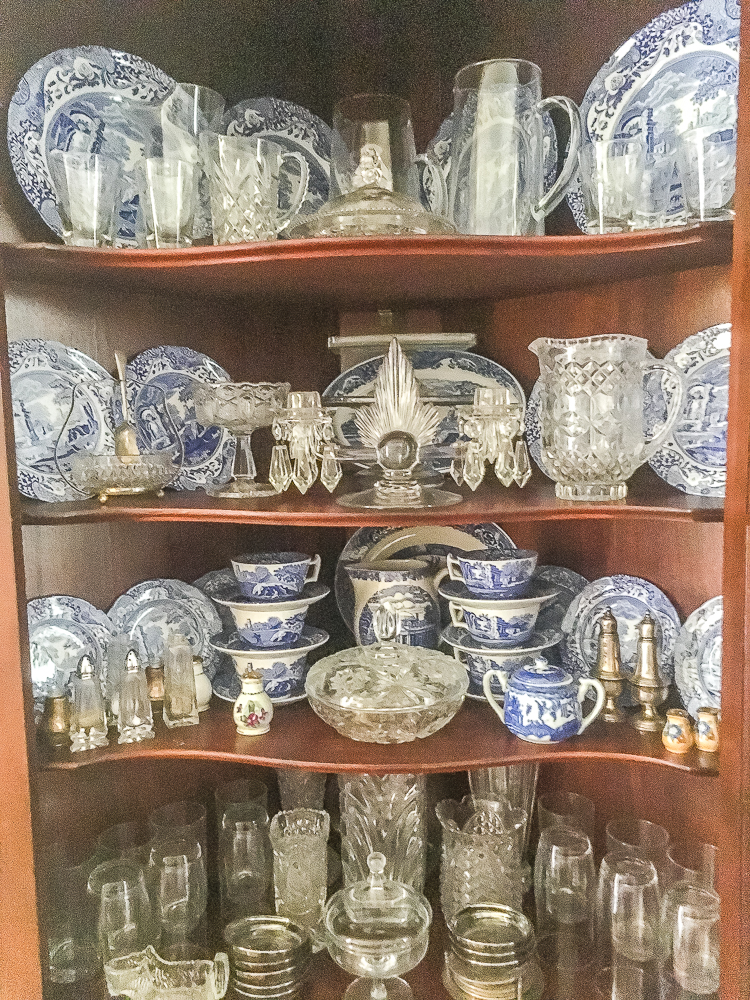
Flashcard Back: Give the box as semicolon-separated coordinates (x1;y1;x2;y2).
537;790;595;840
594;957;661;1000
595;853;660;964
660;883;720;997
605;816;670;872
664;838;718;891
277;768;328;811
96;821;153;868
269;808;329;938
150;838;208;944
47;149;123;247
95;869;154;963
579;139;645;234
677;126;736;222
139;157;198;248
468;762;539;856
534;825;596;936
631;154;681;230
44;842;102;984
149;799;208;858
214;776;269;836
219;802;273;921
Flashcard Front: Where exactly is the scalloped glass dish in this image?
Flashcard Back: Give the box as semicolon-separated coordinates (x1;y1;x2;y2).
69;452;178;502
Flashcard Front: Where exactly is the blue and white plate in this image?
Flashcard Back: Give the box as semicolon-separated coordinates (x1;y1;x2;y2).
567;0;740;230
27;595;116;703
212;581;330;609
335;522;515;634
126;346;235;491
109;578;224;680
673;595;722;717
10;338;115;502
323;349;525;472
532;566;590;633
223;97;331;219
441;624;562;700
8;46;175;244
645;324;730;497
561;574;681;692
193;568;238;632
524;379;550;479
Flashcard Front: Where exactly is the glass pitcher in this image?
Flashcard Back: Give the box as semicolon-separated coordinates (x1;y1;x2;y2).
529;334;684;501
449;58;581;235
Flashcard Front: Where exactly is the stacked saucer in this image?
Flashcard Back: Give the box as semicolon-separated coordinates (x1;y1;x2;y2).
208;551;329;703
224;915;312;999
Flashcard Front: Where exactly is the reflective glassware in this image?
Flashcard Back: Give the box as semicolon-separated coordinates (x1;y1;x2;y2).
150;838;208;945
270;808;330;939
104;944;229;1000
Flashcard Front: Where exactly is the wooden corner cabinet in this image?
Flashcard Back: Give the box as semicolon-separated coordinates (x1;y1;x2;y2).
0;3;747;999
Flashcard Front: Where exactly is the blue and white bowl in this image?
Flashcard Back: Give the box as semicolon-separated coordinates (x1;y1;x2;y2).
231;551;321;602
441;624;562;699
440;579;557;649
211;583;329;648
446;548;538;599
209;626;329;702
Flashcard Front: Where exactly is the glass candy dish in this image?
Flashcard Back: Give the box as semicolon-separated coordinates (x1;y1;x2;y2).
104;945;229;1000
304;608;468;743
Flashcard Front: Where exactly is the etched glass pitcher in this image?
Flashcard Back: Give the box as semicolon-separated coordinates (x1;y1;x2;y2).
529;335;683;501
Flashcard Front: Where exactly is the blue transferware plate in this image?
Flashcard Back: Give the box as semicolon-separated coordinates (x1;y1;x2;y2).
126;345;235;491
523;379;549;479
335;522;515;634
532;566;590;633
673;595;722;717
27;595;116;704
223;97;331;219
645;323;729;497
193;568;237;633
323;349;525;472
561;574;681;693
10;338;115;502
8;45;175;244
567;0;740;230
109;578;224;681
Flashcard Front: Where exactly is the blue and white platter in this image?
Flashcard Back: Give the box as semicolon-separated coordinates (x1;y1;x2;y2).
646;323;730;497
561;574;681;689
567;0;740;230
27;595;116;703
223;97;331;220
10;338;115;502
108;578;224;680
8;45;175;244
126;345;235;491
193;568;238;633
335;522;515;634
673;595;722;717
323;349;525;472
532;566;590;633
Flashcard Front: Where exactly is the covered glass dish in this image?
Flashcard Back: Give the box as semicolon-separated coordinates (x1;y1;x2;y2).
304;608;468;743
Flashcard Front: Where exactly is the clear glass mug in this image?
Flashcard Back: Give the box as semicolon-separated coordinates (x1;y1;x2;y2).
529;334;684;500
449;58;581;234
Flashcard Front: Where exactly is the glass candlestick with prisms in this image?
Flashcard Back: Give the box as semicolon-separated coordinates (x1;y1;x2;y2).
270;391;342;494
453;386;531;491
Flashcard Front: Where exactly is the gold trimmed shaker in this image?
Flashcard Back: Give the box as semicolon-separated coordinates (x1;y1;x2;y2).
594;607;626;723
629;613;670;732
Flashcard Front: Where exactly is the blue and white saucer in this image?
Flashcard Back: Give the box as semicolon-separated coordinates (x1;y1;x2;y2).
673;595;722;718
532;566;590;633
210;581;329;609
8;45;175;243
441;624;562;700
126;345;235;491
438;578;558;608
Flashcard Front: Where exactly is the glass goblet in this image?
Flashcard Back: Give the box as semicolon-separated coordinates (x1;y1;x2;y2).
193;381;290;498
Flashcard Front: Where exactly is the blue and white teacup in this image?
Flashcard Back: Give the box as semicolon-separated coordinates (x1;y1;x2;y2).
441;624;562;698
210;626;329;701
212;584;329;647
447;588;556;648
231;551;321;601
447;548;538;599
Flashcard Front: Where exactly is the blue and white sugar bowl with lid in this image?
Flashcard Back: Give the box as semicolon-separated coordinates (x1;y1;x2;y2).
482;656;605;744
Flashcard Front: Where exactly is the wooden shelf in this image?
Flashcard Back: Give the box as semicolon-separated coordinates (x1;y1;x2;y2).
19;473;724;527
40;698;719;776
0;225;732;304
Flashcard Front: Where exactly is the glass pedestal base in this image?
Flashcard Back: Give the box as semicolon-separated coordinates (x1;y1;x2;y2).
337;486;462;509
204;479;279;499
554;481;628;501
343;977;414;1000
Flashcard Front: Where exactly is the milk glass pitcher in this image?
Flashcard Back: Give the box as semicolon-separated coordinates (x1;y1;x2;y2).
450;59;581;235
529;335;683;500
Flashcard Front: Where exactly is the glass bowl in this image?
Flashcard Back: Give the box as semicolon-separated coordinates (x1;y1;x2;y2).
69;452;178;502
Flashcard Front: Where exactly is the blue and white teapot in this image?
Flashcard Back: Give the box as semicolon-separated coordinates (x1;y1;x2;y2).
482;656;605;744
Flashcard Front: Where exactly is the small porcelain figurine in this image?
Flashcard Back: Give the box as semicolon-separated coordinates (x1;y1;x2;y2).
70;654;109;752
695;706;720;753
482;655;605;744
117;650;155;744
662;708;694;754
193;656;212;712
234;669;273;736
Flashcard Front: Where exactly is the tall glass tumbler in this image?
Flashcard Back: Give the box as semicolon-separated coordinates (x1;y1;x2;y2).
270;808;329;939
47;150;123;247
219;802;273;921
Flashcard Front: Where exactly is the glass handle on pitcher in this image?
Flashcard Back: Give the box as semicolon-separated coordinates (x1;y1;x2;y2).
533;96;582;221
277;151;309;233
642;362;685;461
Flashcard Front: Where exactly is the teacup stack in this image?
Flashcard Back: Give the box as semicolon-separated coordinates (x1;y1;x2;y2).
439;549;561;699
209;551;329;703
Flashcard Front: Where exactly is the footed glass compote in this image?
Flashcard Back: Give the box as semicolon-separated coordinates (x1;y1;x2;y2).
193;382;290;498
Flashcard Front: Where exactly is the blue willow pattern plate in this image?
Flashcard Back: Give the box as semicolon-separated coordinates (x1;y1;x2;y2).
10;338;115;502
7;45;175;243
335;523;515;634
645;323;730;497
27;595;116;703
126;345;235;491
109;578;224;681
673;595;722;717
223;97;331;218
561;574;681;693
566;0;740;229
324;349;525;473
533;566;590;633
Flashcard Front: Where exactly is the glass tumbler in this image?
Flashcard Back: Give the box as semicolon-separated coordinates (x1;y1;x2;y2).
595;852;660;965
269;808;330;939
537;790;595;840
660;883;720;997
219;802;273;921
579;139;645;234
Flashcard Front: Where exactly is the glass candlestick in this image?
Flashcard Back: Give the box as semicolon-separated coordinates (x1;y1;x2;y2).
453;386;530;491
271;391;341;494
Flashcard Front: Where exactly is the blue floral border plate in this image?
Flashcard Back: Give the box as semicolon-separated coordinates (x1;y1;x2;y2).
673;595;722;717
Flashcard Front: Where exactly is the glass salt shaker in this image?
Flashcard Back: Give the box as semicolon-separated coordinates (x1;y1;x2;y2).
117;650;155;744
70;654;109;751
163;633;199;728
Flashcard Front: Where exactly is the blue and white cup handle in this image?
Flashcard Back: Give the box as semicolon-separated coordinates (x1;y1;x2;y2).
451;646;467;665
448;601;466;628
577;676;606;733
482;668;509;723
446;553;464;583
305;554;322;585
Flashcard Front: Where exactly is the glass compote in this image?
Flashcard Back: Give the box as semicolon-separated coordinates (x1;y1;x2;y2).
192;382;290;498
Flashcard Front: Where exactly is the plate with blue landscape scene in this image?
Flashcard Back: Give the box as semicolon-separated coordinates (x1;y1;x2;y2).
7;45;175;244
126;345;235;491
673;595;722;717
566;0;739;230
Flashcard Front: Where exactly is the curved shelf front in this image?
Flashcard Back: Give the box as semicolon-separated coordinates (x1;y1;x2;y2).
40;698;718;775
20;474;724;526
0;225;732;304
